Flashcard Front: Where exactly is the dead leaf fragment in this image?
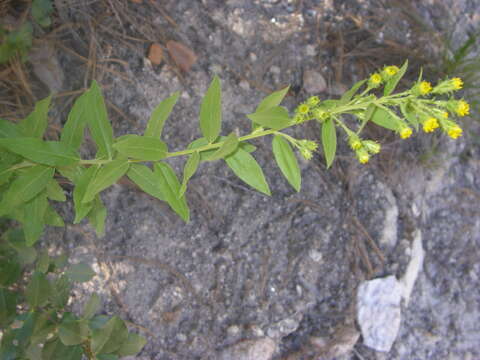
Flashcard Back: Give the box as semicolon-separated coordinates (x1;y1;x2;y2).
166;40;197;72
148;43;163;65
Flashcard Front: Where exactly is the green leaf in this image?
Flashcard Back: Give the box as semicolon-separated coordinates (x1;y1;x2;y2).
339;80;366;105
225;148;271;195
32;0;53;27
370;106;400;131
239;142;256;153
199;75;222;143
153;162;190;222
0;165;54;216
36;251;50;273
45;205;65;227
60;92;89;150
247;106;291;130
7;229;37;264
204;132;239;161
0;138;79;166
272;135;301;192
91;316;128;355
145;91;180;138
59;320;89;346
83;294;101;320
0;289;17;327
256;86;290;112
89;315;110;330
0;119;21;138
0;259;20;286
19;95;51;138
26;271;51;308
50;275;71;309
116;333;147;356
66;263;95;283
82;159;130;203
17;312;36;347
23;191;48;246
88;195;107;237
31;312;56;345
97;355;119;360
400;102;419;130
113;135;167;160
384;60;408;96
46;179;66;202
126;164;165;201
42;338;82;360
73;166;98;223
321;118;337;168
179;151;200;197
85;81;114;159
187;137;217;161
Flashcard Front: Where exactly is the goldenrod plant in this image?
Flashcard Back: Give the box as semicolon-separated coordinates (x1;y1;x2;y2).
0;62;468;359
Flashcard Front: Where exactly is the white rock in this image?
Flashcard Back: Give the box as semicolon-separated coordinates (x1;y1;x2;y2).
217;337;276;360
357;275;402;352
303;70;326;94
400;230;424;305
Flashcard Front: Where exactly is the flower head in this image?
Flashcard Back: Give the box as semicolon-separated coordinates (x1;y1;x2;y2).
307;96;320;107
419;81;432;95
300;147;313;160
452;77;463;90
456;100;470;117
383;66;399;78
423;117;439;133
362;140;381;154
447;125;463;139
368;73;382;88
433;77;465;94
399;127;413;139
297;103;310;115
355;148;370;164
313;108;328;121
299;140;318;151
348;135;363;150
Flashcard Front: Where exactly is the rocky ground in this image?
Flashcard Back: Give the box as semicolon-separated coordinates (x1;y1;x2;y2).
12;0;480;359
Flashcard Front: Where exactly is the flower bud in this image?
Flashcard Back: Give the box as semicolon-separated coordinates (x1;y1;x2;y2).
362;140;381;154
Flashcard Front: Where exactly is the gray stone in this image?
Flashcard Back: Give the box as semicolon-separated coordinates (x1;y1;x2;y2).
357;275;402;352
303;70;327;94
217;337;276;360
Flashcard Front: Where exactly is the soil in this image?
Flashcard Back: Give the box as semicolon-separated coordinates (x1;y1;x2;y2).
6;0;480;359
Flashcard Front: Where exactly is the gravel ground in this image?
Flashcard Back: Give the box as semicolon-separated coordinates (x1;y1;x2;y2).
32;0;480;359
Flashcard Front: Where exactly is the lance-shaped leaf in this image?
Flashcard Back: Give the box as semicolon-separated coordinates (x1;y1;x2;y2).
113;135;167;161
400;102;419;130
321;118;337;168
256;86;290;112
127;164;165;201
0;119;21;138
85;81;114;159
225;148;271;195
19;95;51;138
73;166;98;223
116;333;147;357
23;191;48;246
88;195;107;237
339;80;366;105
0;138;79;166
204;132;238;161
26;271;51;308
153;162;190;222
91;316;128;355
0;288;16;327
247;106;291;130
82;159;130;203
0;165;54;216
370;106;400;131
272;135;301;192
199;75;222;143
45;205;65;227
179;151;200;197
46;179;66;202
145;91;180;138
384;60;408;96
60;92;89;150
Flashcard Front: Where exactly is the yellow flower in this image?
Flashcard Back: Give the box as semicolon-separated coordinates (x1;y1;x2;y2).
297;103;310;115
348;135;362;150
419;81;432;95
356;148;370;164
456;100;470;117
300;147;313;160
442;111;449;118
452;77;463;90
384;66;399;77
448;125;463;139
423;117;439;133
307;96;320;106
369;73;382;87
399;127;413;139
363;140;381;154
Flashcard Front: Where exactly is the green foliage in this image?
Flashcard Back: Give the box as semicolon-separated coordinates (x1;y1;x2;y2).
0;230;146;359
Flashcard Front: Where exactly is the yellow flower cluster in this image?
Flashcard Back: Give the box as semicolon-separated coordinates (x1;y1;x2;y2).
423;117;439;133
